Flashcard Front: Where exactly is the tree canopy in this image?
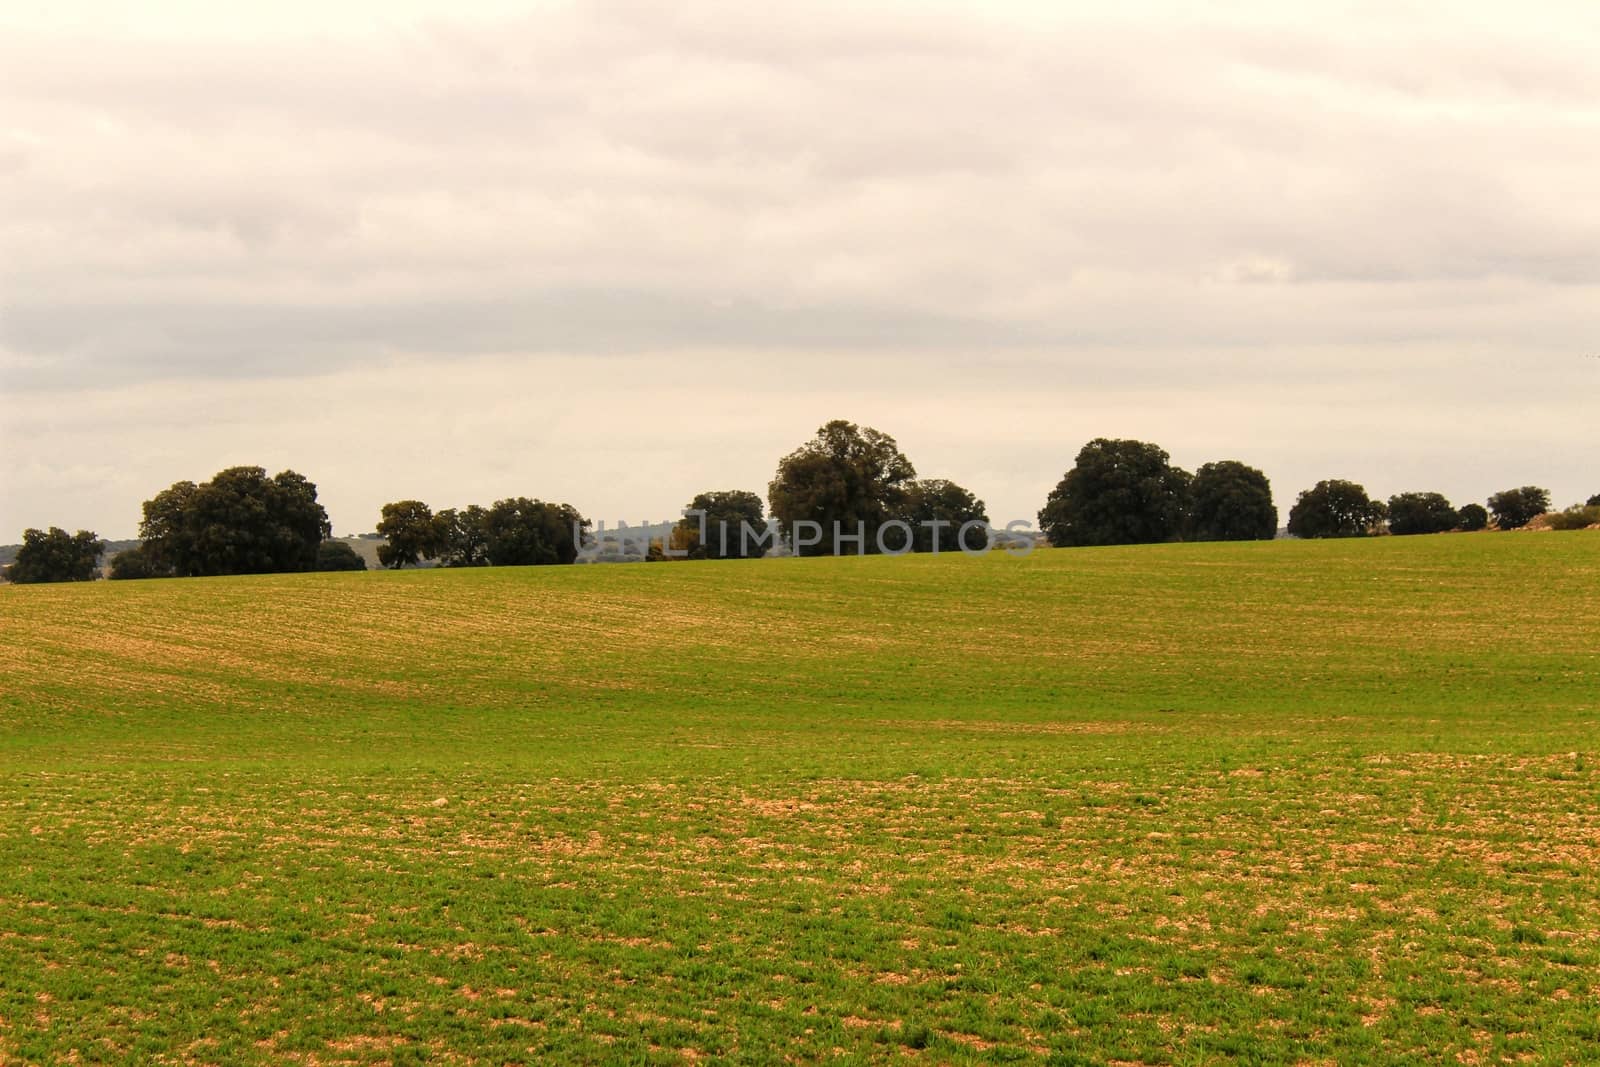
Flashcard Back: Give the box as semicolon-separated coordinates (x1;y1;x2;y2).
138;467;331;576
7;527;105;583
376;500;437;568
372;498;586;567
435;506;491;567
1487;486;1550;530
1187;461;1277;541
108;546;161;580
1386;492;1459;536
899;479;989;553
482;498;587;566
1456;503;1489;532
1286;480;1386;539
769;420;917;556
1038;438;1190;547
316;541;368;571
674;490;768;560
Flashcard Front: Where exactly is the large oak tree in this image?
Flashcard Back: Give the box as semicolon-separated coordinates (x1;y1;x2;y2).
1487;486;1550;530
1286;480;1385;539
138;466;331;576
769;420;917;556
1187;461;1277;541
376;499;438;568
7;527;105;583
900;479;990;553
673;490;769;560
481;498;587;566
1387;492;1459;536
1039;438;1190;547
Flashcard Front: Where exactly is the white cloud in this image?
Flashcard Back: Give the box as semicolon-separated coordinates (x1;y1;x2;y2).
2;1;1597;536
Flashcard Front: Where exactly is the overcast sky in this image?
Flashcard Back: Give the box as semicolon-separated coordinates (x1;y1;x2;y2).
3;0;1597;540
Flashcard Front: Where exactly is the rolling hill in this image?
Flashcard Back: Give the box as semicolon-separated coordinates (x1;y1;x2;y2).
2;534;1597;1062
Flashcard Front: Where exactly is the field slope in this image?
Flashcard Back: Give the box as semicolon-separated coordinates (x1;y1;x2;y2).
2;534;1598;1063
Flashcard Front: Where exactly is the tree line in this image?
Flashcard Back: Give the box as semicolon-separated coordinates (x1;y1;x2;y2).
4;424;1596;582
374;498;585;568
372;421;990;566
1036;438;1590;545
1285;482;1573;540
5;467;364;584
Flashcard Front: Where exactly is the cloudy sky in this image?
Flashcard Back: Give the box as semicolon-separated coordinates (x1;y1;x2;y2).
3;0;1597;539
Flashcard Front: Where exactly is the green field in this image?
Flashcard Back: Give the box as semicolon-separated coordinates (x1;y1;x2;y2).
3;534;1598;1064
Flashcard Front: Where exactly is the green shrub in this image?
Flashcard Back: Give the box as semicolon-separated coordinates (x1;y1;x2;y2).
8;527;105;583
1547;505;1600;531
1456;504;1489;531
108;546;165;580
316;541;369;571
1387;491;1458;536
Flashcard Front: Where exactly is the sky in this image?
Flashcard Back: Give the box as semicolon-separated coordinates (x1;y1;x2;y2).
3;0;1597;540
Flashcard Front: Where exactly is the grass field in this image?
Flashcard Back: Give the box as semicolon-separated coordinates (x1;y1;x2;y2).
2;533;1598;1064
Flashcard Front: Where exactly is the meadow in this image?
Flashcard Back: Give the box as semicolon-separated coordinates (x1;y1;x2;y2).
2;533;1598;1064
